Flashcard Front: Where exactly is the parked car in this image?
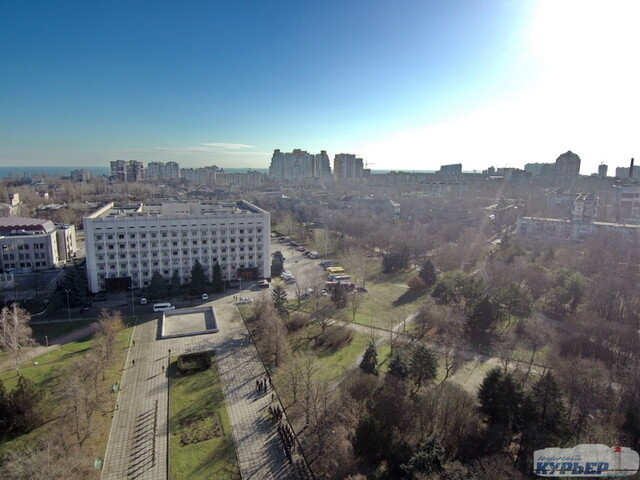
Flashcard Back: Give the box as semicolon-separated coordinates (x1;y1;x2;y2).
202;293;208;300
257;279;269;288
236;297;253;305
140;297;148;305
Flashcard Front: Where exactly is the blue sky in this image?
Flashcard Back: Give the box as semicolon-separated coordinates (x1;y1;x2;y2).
1;1;638;173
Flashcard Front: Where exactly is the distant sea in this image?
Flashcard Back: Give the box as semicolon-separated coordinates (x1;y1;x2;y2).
0;166;111;178
0;165;439;179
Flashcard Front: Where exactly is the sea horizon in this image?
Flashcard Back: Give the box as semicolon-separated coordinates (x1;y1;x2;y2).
0;165;444;179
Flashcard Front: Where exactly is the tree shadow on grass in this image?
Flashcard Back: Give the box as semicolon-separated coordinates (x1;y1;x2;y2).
181;431;241;480
392;288;429;307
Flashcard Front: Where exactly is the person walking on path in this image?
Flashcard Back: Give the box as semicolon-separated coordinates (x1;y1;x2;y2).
162;365;165;373
132;339;135;347
132;359;135;367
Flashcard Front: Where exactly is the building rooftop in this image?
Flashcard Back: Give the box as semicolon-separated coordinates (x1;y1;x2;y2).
89;200;267;220
0;217;55;234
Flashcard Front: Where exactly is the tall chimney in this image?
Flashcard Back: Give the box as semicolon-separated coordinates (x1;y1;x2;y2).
630;158;635;178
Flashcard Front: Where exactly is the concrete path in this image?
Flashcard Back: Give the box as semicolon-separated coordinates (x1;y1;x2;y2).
101;299;296;480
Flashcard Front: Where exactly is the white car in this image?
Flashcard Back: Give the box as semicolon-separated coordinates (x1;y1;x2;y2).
202;293;208;300
236;297;253;305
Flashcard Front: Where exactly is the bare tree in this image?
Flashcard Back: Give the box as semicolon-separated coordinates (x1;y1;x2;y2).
515;316;550;383
309;294;337;337
411;383;480;459
264;309;289;368
341;246;370;289
0;303;36;373
493;330;525;375
94;309;125;378
250;298;290;368
300;353;322;426
0;437;92;480
347;290;363;324
64;356;101;444
281;211;297;237
277;357;303;407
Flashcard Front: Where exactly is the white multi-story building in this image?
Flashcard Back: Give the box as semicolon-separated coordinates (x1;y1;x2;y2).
269;149;331;182
83;200;271;293
146;161;180;180
0;217;76;272
180;166;222;186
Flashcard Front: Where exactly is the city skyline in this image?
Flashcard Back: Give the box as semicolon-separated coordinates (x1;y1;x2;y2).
1;1;638;174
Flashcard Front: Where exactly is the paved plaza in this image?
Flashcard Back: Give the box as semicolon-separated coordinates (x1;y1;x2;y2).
161;306;218;338
101;299;297;480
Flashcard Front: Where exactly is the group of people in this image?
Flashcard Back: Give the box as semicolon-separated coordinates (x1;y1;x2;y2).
278;423;296;463
255;376;270;394
267;404;283;422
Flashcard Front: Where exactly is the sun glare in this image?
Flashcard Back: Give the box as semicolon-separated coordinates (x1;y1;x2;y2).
357;1;640;172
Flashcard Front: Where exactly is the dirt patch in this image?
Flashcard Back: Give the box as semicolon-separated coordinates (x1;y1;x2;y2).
178;413;224;445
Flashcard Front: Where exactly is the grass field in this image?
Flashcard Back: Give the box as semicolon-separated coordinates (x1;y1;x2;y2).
168;352;240;480
0;334;95;391
0;322;133;464
313;331;372;382
30;319;96;345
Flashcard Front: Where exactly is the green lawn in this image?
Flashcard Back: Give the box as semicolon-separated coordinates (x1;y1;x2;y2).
30;319;96;345
447;359;495;393
314;331;372;382
0;324;133;460
168;352;240;480
286;281;426;331
0;334;95;391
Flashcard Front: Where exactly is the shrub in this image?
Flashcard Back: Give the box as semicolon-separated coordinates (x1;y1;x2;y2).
408;276;427;289
285;312;309;332
316;325;354;350
177;352;212;374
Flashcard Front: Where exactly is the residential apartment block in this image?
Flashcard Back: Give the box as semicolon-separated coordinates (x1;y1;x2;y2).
516;216;640;242
269;149;331;182
612;184;640;221
70;169;92;182
437;164;462;175
146;161;180;180
110;160;145;182
555;151;581;186
180;166;222;186
333;153;364;181
83;201;271;293
0;217;76;272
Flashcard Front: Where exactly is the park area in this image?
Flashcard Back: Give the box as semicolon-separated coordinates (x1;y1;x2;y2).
168;351;240;480
0;313;133;478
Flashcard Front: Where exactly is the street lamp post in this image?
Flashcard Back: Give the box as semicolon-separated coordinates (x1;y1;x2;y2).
64;289;71;321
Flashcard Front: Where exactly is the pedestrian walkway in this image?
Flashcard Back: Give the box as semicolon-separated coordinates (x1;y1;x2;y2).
102;300;296;480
